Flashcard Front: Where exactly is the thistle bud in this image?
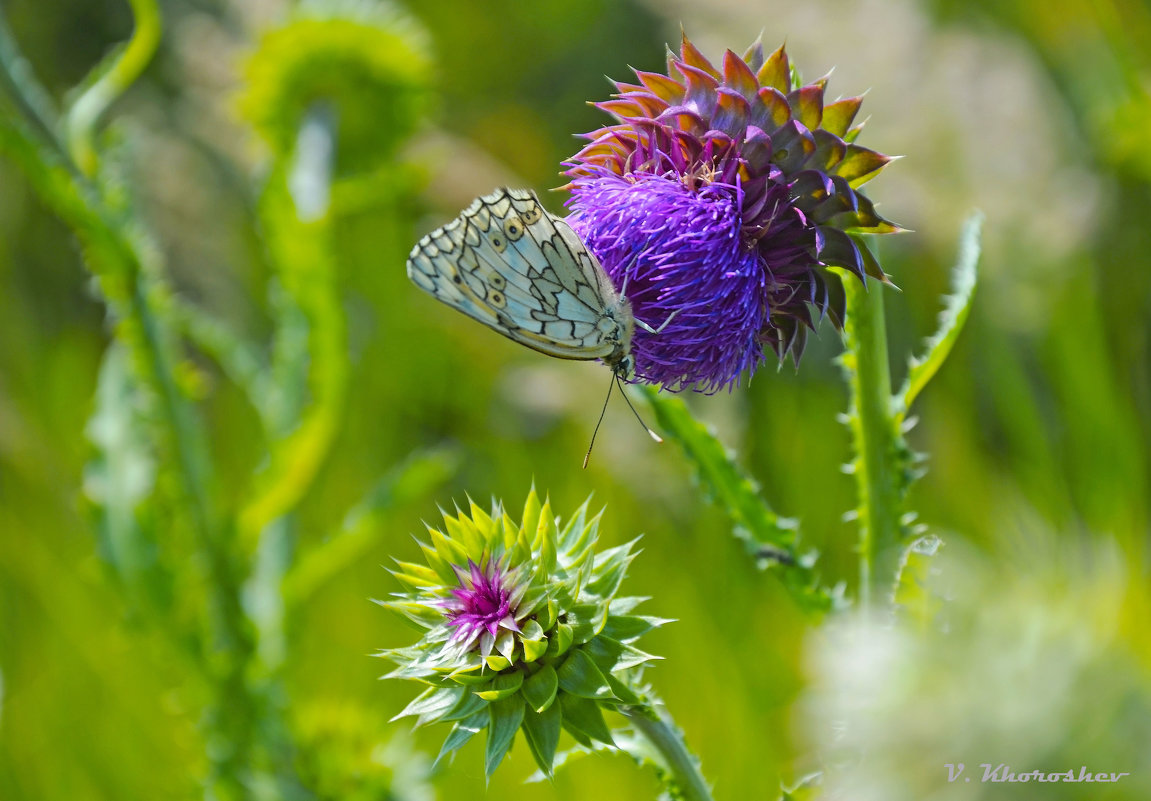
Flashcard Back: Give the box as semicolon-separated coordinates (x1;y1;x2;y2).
377;490;667;778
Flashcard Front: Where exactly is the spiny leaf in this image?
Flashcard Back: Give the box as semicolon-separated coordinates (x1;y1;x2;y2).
638;386;833;612
474;670;524;701
556;648;613;699
392;686;463;725
434;710;487;768
897;212;982;413
84;343;166;603
893;534;944;628
485;695;524;778
639;388;796;551
559;694;614;746
521;701;563;777
522;664;559;713
601;614;672;642
779;771;823;800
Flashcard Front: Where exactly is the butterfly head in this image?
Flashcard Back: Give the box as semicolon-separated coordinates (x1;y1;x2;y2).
612;352;636;381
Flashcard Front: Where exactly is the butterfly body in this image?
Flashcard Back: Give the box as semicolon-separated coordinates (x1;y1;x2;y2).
406;188;636;379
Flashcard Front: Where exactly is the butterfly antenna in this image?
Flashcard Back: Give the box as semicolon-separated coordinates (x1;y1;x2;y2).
616;375;663;445
583;375;615;469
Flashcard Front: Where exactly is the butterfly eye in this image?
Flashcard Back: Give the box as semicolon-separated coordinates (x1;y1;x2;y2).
490;234;507;253
521;206;542;224
489;291;507;309
488;273;507;290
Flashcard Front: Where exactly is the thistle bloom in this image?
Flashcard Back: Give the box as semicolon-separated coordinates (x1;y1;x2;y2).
565;34;898;392
441;558;526;657
377;491;666;779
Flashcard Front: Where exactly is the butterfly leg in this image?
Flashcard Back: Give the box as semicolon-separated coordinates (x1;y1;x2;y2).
635;309;680;335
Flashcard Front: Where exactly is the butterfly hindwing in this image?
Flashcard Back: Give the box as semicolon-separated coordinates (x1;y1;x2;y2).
407;188;631;362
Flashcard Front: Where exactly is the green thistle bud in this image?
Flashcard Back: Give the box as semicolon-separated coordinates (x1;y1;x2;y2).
376;489;668;779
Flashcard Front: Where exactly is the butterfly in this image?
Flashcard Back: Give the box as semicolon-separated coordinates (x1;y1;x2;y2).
406;187;667;464
406;187;638;379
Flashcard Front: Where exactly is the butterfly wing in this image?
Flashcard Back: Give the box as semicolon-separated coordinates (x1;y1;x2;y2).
407;188;630;361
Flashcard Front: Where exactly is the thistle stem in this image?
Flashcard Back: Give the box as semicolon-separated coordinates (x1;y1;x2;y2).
623;704;714;801
66;0;162;175
842;270;903;609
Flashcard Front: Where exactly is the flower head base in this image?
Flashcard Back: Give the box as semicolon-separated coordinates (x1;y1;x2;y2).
565;34;899;391
377;490;666;779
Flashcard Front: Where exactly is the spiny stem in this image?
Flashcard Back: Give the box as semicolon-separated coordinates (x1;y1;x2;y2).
622;704;715;801
842;271;904;609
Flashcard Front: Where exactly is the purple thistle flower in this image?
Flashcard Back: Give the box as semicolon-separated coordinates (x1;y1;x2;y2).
440;558;526;657
564;33;899;392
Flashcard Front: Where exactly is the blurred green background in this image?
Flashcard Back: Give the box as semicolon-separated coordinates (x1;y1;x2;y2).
1;0;1150;799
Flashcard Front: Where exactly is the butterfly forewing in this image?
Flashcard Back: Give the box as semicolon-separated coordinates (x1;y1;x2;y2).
407;188;632;364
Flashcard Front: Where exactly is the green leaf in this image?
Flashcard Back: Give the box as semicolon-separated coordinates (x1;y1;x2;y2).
389;560;440;590
602;614;671;642
521;488;542;542
443;510;484;558
640;388;796;554
442;690;488;722
63;0;161;174
520;618;548;662
558;498;591;552
417;540;460;587
483;653;511;671
779;771;823;801
446;665;489;686
522;664;559;713
586;636;660;672
522;700;563;778
520;618;545;641
893;534;944;628
393;686;463;726
639;386;833;613
557;649;612;699
485;695;524;778
381;599;444;629
897;212;982;413
546;623;574;659
429;526;470;573
523;742;604;783
474;670;523;701
516;586;548;619
585;540;638;599
566;603;609;644
538;599;558;632
434;709;487;768
560;694;615;745
84;343;167;605
605;674;641;705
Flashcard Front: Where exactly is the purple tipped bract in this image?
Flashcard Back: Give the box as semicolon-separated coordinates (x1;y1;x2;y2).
564;33;898;392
